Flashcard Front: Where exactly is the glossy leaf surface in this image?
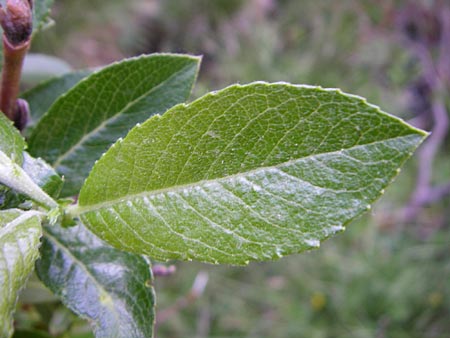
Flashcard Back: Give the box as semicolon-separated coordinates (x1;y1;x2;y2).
21;70;90;132
36;223;155;338
29;54;200;196
0;209;42;338
76;83;427;265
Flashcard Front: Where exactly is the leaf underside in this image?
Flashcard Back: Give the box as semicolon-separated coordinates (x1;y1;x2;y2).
36;223;155;338
28;54;200;197
77;82;427;265
0;210;42;338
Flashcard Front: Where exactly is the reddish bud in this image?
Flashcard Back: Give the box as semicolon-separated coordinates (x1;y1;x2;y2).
0;0;33;46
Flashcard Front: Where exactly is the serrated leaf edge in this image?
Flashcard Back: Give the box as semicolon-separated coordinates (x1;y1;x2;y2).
51;58;200;169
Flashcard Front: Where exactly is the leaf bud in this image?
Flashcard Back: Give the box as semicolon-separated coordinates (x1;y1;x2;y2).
0;0;33;46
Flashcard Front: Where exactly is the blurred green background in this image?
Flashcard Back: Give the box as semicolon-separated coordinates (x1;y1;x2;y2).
16;0;450;337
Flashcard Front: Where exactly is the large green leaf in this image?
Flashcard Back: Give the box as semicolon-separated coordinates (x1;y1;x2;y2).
74;83;427;265
28;54;200;197
0;209;43;338
21;70;90;132
36;223;155;338
0;113;25;165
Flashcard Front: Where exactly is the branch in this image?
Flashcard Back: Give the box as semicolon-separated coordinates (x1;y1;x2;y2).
401;3;450;221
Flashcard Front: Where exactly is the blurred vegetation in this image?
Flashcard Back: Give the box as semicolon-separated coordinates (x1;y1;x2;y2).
17;0;450;337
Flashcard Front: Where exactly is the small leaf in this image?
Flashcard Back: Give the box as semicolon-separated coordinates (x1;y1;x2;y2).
76;83;427;265
0;113;25;165
21;70;90;132
36;223;155;338
0;209;43;338
29;54;200;197
22;153;63;199
1;153;63;210
0;150;58;210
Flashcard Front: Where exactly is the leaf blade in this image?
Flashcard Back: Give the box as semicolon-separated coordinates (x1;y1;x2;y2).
36;223;155;338
0;150;58;210
0;209;42;338
21;70;90;132
0;113;25;165
28;54;200;196
77;83;427;265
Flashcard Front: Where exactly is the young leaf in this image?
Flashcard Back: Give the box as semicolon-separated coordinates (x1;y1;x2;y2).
0;110;57;209
22;153;63;199
0;150;58;210
28;54;200;197
75;83;427;265
0;209;43;338
21;70;90;132
36;223;155;338
0;153;63;210
0;113;25;165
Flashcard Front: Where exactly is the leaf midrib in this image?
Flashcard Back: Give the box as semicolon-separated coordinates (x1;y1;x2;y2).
75;133;419;215
52;63;196;169
43;230;121;327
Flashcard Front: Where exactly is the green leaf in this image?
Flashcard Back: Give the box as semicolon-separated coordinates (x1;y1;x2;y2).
36;223;155;338
75;83;427;265
0;114;26;209
0;209;43;338
0;113;25;165
0;112;57;210
21;70;90;132
0;150;58;210
0;153;62;210
22;153;63;199
28;54;200;197
0;186;24;210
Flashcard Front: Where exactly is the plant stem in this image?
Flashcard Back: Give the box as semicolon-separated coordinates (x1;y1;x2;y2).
0;36;29;125
0;0;33;129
